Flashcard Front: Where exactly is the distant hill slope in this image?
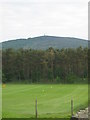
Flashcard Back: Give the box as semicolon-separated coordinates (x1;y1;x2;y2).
2;36;88;50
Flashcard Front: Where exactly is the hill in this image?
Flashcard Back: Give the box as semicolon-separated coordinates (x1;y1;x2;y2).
2;36;88;50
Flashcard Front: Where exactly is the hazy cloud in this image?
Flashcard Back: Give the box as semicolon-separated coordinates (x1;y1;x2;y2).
0;0;88;42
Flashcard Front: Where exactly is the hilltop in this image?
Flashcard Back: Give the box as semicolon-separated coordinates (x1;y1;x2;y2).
2;35;88;49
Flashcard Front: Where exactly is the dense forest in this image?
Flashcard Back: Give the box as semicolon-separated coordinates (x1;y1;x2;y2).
2;46;88;84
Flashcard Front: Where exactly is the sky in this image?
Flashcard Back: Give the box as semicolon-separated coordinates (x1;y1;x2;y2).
0;0;89;42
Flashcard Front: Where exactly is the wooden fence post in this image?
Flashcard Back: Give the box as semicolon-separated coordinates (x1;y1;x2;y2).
35;98;38;118
71;99;73;116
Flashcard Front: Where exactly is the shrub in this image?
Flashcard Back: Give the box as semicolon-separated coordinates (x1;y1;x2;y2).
66;73;79;84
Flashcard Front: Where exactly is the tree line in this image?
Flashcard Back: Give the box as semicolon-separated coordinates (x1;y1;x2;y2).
2;46;88;84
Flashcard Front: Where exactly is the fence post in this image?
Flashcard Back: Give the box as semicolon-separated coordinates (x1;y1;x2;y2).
71;99;73;116
35;98;38;118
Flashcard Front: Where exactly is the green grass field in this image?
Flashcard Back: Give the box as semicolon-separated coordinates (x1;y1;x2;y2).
2;84;88;118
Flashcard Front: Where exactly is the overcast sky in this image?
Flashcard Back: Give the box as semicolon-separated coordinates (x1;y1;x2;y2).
0;0;89;42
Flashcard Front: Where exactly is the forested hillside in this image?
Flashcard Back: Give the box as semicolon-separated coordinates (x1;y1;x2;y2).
2;47;88;84
2;36;88;50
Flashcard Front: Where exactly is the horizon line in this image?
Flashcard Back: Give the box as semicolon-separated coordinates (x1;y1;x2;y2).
1;35;88;43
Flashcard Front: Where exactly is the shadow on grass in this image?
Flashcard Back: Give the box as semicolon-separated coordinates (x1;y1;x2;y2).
2;118;71;120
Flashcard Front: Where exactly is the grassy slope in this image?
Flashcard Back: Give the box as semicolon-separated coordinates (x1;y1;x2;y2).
2;84;88;118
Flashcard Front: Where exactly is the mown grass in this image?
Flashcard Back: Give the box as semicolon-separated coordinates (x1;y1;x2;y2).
2;84;88;118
